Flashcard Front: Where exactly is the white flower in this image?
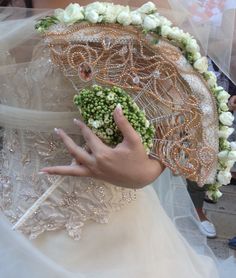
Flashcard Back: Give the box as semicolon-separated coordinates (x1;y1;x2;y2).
218;126;234;138
230;142;236;151
180;32;192;45
219;112;234;126
159;16;172;26
96;91;103;96
142;14;160;30
85;2;106;14
161;25;172;37
217;90;231;102
130;11;143;25
186;39;200;54
55;3;84;25
145;119;150;128
85;10;99;23
225;159;235;169
92;120;102;129
206;189;223;200
169;26;184;41
218;150;229;160
103;4;126;23
217;170;232;185
193;57;208;73
205;71;217;87
192;52;201;61
107;92;115;101
138;2;156;14
228;151;236;160
219;102;229;112
117;10;132;26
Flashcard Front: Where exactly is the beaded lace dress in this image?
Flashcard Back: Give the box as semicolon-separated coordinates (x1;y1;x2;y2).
0;3;235;278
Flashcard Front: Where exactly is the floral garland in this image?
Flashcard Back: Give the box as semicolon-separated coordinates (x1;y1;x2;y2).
35;1;236;200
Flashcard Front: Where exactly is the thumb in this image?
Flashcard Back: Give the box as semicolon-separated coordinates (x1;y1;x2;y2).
113;104;141;146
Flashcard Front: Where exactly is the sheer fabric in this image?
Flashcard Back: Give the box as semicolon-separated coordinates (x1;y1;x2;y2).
0;3;235;278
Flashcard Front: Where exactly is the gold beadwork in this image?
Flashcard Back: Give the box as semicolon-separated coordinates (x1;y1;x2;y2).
44;22;219;186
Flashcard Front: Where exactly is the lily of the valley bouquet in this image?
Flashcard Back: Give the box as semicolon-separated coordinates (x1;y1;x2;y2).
35;1;236;201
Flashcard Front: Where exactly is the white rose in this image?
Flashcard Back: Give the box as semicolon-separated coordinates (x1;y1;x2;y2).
228;151;236;160
104;4;128;23
85;2;106;14
161;25;172;37
215;190;223;199
225;159;235;169
217;90;231;102
206;189;222;201
180;32;192;45
219;112;234;126
138;2;156;14
205;71;217;87
218;126;234;138
230;142;236;151
193;57;208;73
85;10;99;23
218;150;229;160
219;102;229;112
117;10;132;26
55;3;84;25
54;8;66;22
142;14;160;30
217;170;232;185
130;11;143;25
192;52;201;61
169;27;184;41
186;39;200;54
159;16;172;26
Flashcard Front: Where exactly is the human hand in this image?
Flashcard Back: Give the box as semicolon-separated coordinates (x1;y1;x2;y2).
40;105;165;189
228;95;236;112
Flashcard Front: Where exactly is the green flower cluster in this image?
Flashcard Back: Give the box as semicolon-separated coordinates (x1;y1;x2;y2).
35;16;59;33
74;85;155;152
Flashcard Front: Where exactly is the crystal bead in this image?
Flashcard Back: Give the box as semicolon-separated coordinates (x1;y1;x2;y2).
153;70;160;78
103;37;112;50
119;46;128;55
133;76;140;84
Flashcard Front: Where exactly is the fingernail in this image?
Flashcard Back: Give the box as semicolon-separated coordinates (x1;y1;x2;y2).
38;171;47;175
54;128;60;135
116;103;123;116
73;118;82;128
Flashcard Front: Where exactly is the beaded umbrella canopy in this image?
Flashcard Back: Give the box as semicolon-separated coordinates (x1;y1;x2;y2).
44;22;219;186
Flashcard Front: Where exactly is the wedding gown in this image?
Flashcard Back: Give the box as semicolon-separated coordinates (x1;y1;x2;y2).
0;5;233;278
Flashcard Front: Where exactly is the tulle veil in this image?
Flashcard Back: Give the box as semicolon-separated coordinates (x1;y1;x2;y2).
0;1;235;277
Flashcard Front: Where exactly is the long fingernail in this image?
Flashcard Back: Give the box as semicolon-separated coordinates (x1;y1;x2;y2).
54;128;60;135
73;118;82;128
38;171;47;175
116;103;123;116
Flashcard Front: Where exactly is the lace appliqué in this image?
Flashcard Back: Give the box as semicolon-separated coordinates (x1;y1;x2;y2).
0;129;136;240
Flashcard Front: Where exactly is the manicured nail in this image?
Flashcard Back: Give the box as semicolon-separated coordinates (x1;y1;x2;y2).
73;118;82;128
54;128;60;135
116;103;123;116
38;171;47;175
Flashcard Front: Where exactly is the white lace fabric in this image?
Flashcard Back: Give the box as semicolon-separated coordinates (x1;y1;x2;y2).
0;45;136;240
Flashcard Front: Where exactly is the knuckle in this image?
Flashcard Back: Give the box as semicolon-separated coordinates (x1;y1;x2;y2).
131;134;142;145
95;149;111;163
